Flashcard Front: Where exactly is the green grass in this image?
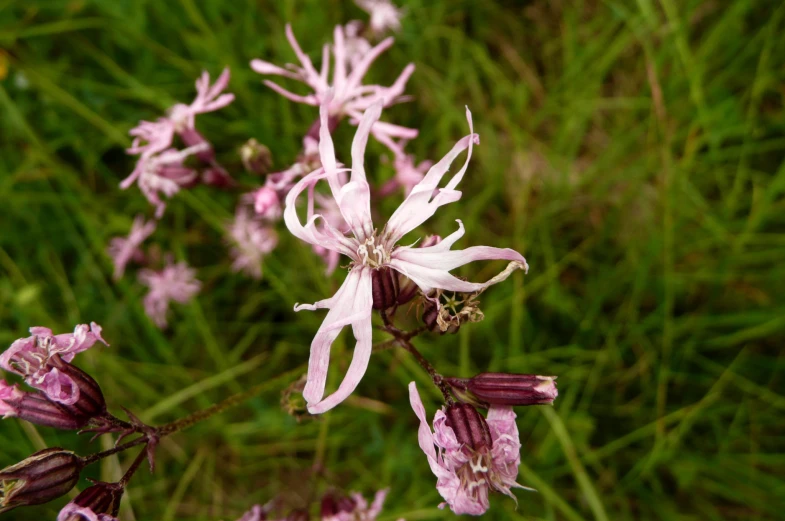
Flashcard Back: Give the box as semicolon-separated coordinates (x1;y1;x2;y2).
1;0;785;519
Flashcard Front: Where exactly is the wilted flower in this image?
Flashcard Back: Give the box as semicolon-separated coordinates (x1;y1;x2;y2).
138;259;201;328
0;324;107;405
408;383;529;515
241;138;273;175
0;448;83;514
226;209;279;279
285;101;527;414
120;144;207;219
0;381;22;418
355;0;404;36
58;504;118;521
251;24;414;120
107;215;156;280
57;482;124;521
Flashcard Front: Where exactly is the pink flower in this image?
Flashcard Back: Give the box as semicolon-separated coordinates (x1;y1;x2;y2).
0;381;23;418
138;259;201;328
107;215;157;280
343;21;373;68
285;101;528;414
408;383;529;515
57;504;118;521
120;144;207;218
226;209;279;279
127;68;234;157
0;324;108;405
250;24;414;119
355;0;404;36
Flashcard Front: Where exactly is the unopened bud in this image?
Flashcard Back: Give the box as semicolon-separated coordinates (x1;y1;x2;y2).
240;138;273;175
444;403;492;453
321;493;355;518
48;355;107;420
5;391;90;430
448;373;558;406
0;448;83;513
68;481;124;518
253;186;282;219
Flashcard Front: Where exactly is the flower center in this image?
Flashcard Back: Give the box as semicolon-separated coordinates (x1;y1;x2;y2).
457;453;494;501
356;236;389;268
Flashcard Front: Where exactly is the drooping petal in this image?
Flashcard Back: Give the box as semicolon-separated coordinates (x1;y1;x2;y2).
302;267;373;413
395;242;528;274
390;258;488;294
384;107;479;243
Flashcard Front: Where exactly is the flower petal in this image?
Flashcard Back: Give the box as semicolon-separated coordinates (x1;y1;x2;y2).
385;107;479;243
302;267;373;412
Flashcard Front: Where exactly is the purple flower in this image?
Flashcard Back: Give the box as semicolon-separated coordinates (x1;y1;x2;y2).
284;101;528;414
57;504;118;521
107;215;157;280
251;24;414;119
236;505;264;521
355;0;404;36
409;383;528;515
226;209;279;279
121;144;207;218
0;324;108;405
138;259;201;328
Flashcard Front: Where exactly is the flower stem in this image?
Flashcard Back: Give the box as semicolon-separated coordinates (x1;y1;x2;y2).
118;448;148;486
80;436;148;466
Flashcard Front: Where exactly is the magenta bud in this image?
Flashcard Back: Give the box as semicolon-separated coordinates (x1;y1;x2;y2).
68;481;124;518
240;138;273;175
371;267;400;310
0;448;83;513
48;355;107;419
450;373;558;406
444;402;493;453
5;391;89;430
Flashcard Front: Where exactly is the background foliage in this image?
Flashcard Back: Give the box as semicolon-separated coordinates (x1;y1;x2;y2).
1;0;784;520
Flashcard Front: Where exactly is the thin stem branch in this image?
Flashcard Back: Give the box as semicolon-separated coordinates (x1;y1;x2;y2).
80;436;147;466
118;448;148;486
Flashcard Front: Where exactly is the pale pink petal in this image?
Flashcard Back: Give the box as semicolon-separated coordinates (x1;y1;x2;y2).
302;267;373;411
395;243;527;274
390;258;488;294
385;108;478;243
250;59;300;79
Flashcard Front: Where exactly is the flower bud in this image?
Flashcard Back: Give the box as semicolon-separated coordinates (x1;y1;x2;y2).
448;373;558;406
66;481;124;518
4;390;90;430
240;138;273;175
321;493;355;518
48;355;107;420
253;186;282;220
444;402;492;453
371;267;400;310
0;448;83;513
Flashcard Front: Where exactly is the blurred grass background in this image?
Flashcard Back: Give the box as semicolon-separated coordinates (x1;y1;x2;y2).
1;0;785;520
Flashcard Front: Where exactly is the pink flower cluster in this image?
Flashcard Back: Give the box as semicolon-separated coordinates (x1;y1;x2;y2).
138;259;201;328
0;324;107;406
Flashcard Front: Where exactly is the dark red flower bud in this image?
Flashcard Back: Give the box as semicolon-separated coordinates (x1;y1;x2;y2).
5;391;89;430
0;448;83;513
321;493;356;518
48;355;107;419
70;481;124;517
371;267;400;310
444;403;492;453
454;373;558;406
